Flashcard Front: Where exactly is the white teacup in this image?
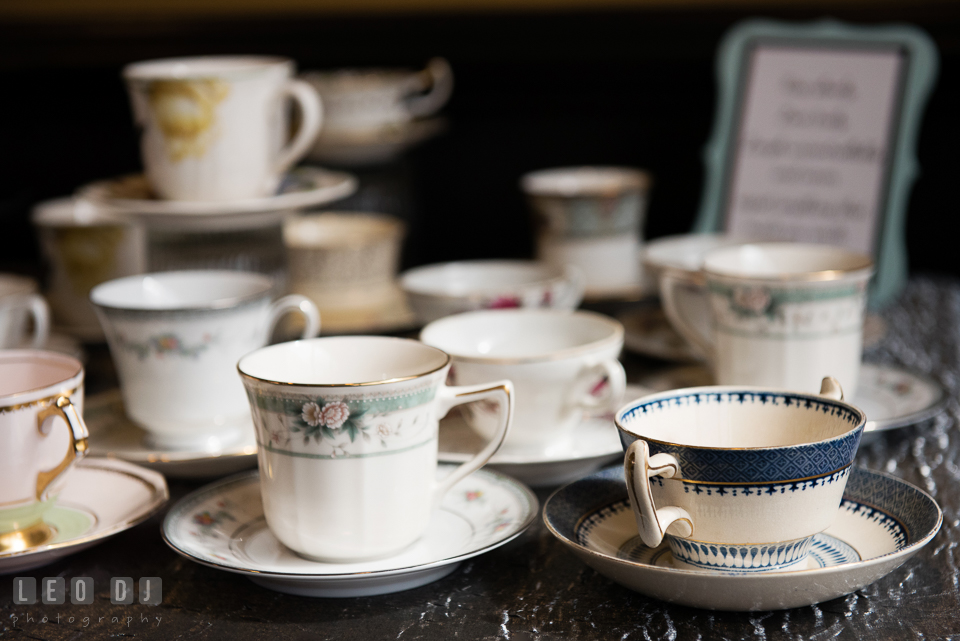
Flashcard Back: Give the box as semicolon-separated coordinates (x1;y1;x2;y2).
301;58;452;136
400;260;585;325
522;166;651;296
239;336;513;562
420;309;625;450
616;377;866;573
0;274;50;349
31;197;146;341
91;270;320;449
124;56;323;201
0;350;89;552
661;242;873;397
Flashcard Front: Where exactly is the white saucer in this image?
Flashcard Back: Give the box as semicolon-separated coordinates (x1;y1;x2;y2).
438;384;650;487
0;457;168;575
544;466;942;611
84;390;258;478
79;166;357;227
635;363;946;433
619;308;887;363
162;465;538;597
307;118;446;166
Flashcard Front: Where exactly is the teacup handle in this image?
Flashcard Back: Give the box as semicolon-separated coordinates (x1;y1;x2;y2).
431;380;514;505
273;79;324;179
660;269;714;361
624;439;693;548
554;265;586;310
572;358;626;413
2;293;50;349
406;58;454;118
819;376;844;401
35;396;89;502
265;295;321;341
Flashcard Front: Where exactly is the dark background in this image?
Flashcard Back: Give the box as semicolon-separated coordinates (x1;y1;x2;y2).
1;3;958;278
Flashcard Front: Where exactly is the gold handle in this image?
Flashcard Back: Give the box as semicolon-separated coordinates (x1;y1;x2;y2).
35;396;89;502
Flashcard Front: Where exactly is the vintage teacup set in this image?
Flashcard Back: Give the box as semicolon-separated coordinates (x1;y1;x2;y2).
0;54;946;613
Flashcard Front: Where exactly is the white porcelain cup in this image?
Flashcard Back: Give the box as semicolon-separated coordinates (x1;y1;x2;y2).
0;274;50;349
661;242;873;397
0;350;89;552
522;166;651;296
124;56;323;201
301;58;452;136
238;336;513;562
31;197;146;341
616;377;866;573
91;270;320;449
400;260;585;325
420;309;625;450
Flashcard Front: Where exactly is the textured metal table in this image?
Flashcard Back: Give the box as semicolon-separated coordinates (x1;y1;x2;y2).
2;276;959;640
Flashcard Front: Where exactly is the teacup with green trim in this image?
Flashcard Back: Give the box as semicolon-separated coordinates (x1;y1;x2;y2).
661;242;873;397
238;336;514;562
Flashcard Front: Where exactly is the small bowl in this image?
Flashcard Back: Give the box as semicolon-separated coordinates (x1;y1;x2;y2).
400;260;584;325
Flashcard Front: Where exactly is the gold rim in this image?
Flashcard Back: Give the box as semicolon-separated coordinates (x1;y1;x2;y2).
421;310;624;365
0;387;79;414
703;244;874;283
0;350;82;408
615;386;866;451
238;337;451;387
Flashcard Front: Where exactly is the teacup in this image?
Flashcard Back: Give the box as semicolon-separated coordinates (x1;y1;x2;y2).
301;58;452;137
238;336;513;561
616;377;866;573
124;56;322;201
400;260;585;325
661;242;873;397
0;274;50;349
284;212;407;331
0;350;89;552
522;166;651;296
31;197;146;341
420;309;625;450
91;270;320;449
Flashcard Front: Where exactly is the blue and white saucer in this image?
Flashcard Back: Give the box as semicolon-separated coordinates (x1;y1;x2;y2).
163;465;538;597
544;466;941;611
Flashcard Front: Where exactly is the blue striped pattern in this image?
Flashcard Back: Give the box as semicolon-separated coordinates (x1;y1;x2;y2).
669;536;812;572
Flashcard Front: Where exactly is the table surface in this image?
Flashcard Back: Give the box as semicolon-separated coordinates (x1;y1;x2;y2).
2;276;959;641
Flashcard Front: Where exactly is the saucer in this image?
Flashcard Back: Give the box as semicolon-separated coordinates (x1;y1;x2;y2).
307;118;446;166
635;363;947;433
16;332;85;361
619;309;887;363
84;390;258;478
438;384;650;487
79;166;357;226
544;466;942;611
0;458;168;575
162;465;538;597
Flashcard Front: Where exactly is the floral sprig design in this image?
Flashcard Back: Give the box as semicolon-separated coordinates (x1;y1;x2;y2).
290;400;370;445
120;332;216;360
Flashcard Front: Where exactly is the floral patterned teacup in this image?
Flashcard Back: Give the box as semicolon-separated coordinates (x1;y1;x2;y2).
238;336;513;562
420;309;625;451
400;259;585;325
124;56;322;201
91;270;320;450
660;242;873;397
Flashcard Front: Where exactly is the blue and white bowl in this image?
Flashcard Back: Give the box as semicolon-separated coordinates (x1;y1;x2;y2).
615;382;866;573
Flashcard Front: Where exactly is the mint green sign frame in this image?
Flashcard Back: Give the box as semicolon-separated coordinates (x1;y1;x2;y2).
693;19;938;307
